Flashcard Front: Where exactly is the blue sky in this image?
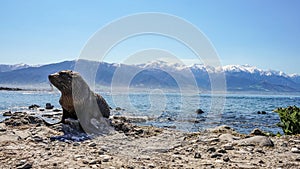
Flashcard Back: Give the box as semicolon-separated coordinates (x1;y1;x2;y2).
0;0;300;74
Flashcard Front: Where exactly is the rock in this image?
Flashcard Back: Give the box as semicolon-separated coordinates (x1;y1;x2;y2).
16;163;32;169
41;114;54;118
0;123;6;132
261;111;267;114
89;160;101;165
257;111;261;114
223;143;234;150
73;142;80;146
115;107;122;111
237;164;256;169
255;148;265;154
219;134;239;142
249;128;266;136
205;138;220;142
28;104;40;110
211;153;223;158
210;125;234;133
100;155;111;162
39;109;45;111
217;149;227;154
223;156;230;162
3;111;12;116
234;136;274;147
291;147;300;153
207;147;216;153
32;136;43;142
194;152;201;159
89;142;97;147
148;164;156;168
45;103;54;109
195;109;205;114
53;109;61;112
14;130;30;140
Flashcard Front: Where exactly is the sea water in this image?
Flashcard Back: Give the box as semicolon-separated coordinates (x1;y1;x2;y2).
1;90;300;134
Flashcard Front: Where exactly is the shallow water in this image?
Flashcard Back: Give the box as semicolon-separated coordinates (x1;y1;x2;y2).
1;90;300;134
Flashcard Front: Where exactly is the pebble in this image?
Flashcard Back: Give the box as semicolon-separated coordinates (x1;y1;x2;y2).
223;144;234;150
219;134;237;142
73;142;80;146
101;155;111;162
194;152;201;159
217;149;227;154
291;147;300;153
148;164;156;168
0;128;6;132
207;147;216;153
249;128;265;136
211;153;223;158
89;160;100;165
89;142;97;147
223;156;230;162
32;136;43;142
16;163;32;169
3;111;12;116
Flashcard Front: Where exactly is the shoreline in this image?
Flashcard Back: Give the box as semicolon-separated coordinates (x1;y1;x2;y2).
0;111;300;168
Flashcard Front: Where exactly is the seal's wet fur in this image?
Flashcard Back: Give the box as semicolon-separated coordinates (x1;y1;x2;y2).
48;70;110;123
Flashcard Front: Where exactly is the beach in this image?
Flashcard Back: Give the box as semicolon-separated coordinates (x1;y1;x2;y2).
0;111;300;169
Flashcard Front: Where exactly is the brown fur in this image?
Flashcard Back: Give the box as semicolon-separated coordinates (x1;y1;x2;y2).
48;70;110;123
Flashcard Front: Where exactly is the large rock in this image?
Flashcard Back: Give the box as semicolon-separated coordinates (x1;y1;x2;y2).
219;133;240;142
233;136;274;147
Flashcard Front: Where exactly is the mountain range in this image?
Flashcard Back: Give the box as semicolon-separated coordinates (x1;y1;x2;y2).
0;59;299;93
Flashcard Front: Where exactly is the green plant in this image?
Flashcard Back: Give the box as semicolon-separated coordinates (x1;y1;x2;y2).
274;106;300;135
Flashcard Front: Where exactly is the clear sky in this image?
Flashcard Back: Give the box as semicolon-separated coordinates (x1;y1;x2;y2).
0;0;300;74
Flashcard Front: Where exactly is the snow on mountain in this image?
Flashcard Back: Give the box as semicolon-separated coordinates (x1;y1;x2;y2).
0;59;299;92
137;60;187;71
136;60;298;78
0;63;31;72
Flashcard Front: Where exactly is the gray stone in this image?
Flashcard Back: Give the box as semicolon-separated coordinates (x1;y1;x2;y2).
194;152;201;159
206;138;220;142
14;130;30;140
16;163;32;169
233;136;274;147
249;128;265;136
3;111;12;116
207;147;216;153
211;153;223;158
89;142;97;147
291;147;300;153
217;149;227;154
210;125;234;133
73;142;80;146
101;155;111;162
223;156;230;162
223;143;234;150
219;134;239;142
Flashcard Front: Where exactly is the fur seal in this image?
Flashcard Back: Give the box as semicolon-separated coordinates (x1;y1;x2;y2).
48;70;110;123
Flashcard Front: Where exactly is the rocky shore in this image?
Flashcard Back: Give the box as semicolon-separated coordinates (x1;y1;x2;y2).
0;111;300;169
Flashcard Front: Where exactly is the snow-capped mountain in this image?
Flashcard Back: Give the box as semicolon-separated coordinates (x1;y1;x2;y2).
0;63;31;72
0;60;299;92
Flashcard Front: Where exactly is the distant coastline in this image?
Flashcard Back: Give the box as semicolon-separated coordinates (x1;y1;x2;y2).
0;87;23;91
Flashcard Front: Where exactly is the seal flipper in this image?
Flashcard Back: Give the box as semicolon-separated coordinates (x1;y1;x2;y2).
61;108;79;122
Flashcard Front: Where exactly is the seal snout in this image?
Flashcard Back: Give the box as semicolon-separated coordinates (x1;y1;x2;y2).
48;73;58;80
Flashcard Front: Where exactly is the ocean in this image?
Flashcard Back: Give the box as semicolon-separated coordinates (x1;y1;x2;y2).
1;90;300;134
